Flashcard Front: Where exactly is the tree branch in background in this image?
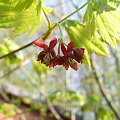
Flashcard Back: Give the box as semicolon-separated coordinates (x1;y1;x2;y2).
47;100;63;120
0;41;34;60
111;50;120;73
91;55;120;120
0;59;30;80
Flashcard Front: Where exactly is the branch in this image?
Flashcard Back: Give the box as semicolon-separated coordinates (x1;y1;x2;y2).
47;100;63;120
111;50;120;73
0;59;30;80
0;1;88;60
56;1;88;26
0;41;34;60
91;55;120;120
70;0;82;18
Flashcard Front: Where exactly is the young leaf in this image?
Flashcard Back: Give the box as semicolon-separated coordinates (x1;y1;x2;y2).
96;14;117;48
83;1;120;47
94;0;116;14
83;2;94;23
33;60;50;75
0;5;15;16
64;20;110;56
84;13;96;38
107;6;120;33
36;0;43;16
0;3;52;37
13;0;34;12
0;45;9;54
0;39;24;64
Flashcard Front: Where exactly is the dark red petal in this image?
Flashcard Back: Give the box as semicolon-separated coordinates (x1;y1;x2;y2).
61;43;67;55
37;51;45;62
67;41;74;53
49;55;63;67
50;50;56;57
70;63;78;71
49;37;57;49
63;61;69;70
73;48;84;63
58;56;65;65
34;41;48;49
49;59;55;67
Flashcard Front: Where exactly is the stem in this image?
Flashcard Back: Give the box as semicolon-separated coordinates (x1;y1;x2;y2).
70;0;82;18
0;41;34;59
0;59;30;80
55;23;63;38
50;1;88;29
111;50;120;73
47;100;62;120
0;2;88;60
57;1;88;25
91;55;120;120
42;8;51;29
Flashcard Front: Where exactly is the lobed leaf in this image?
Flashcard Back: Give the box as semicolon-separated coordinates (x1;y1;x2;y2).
0;2;52;37
96;13;117;48
13;0;34;12
64;20;110;65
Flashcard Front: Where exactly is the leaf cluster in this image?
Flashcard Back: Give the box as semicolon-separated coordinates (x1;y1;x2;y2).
0;0;52;37
63;1;120;65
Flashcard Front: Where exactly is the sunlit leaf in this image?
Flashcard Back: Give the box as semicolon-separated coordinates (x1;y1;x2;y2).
0;2;52;37
13;0;34;12
2;39;24;64
94;0;117;14
98;107;113;120
83;2;94;23
0;103;16;117
33;60;50;75
0;45;9;54
64;20;110;65
96;13;117;48
0;5;16;16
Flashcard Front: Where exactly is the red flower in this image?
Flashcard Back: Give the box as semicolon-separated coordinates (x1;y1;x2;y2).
34;37;57;65
49;41;84;71
72;48;84;63
61;42;84;71
60;42;77;70
34;37;84;71
49;55;71;70
49;55;63;67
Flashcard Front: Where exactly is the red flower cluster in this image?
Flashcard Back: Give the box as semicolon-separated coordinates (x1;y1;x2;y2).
34;37;84;71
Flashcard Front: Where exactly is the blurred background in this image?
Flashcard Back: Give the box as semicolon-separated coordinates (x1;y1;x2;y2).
0;0;120;120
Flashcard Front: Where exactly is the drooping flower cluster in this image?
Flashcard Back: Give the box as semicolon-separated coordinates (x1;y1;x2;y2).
34;37;84;71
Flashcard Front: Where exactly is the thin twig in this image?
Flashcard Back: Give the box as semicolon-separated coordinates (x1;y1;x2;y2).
111;50;120;73
0;89;10;102
0;59;30;80
47;100;63;120
91;55;120;120
21;67;63;120
42;8;51;29
0;41;34;60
